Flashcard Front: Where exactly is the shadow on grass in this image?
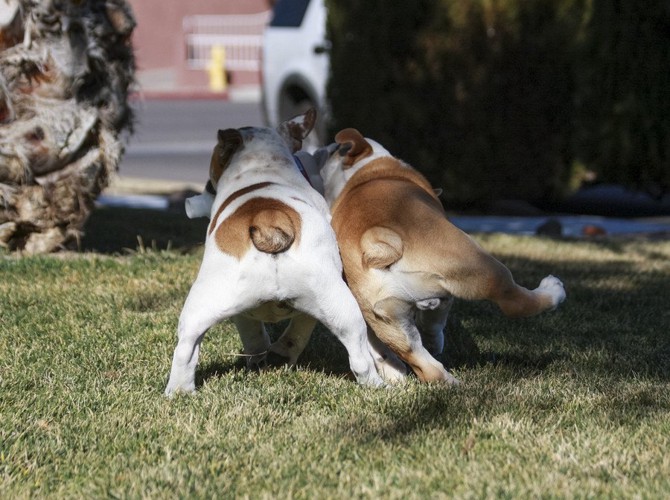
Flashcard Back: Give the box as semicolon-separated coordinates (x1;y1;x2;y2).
195;326;358;389
81;206;208;253
196;359;246;387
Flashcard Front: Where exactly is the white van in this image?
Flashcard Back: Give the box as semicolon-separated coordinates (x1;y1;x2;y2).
261;0;329;148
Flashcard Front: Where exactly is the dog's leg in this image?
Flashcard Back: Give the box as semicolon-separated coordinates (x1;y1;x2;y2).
267;314;317;366
466;259;566;318
491;274;566;318
415;296;453;356
232;314;271;370
293;281;385;387
366;327;408;383
165;303;215;396
165;269;249;396
432;238;566;318
368;297;459;385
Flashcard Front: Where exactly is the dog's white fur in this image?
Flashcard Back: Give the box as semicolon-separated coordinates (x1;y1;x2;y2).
165;113;383;395
315;129;566;383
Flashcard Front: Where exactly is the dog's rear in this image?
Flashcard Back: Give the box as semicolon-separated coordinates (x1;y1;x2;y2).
212;197;300;259
165;114;384;396
324;128;566;383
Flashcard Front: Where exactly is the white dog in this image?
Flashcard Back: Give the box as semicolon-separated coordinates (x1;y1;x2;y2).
165;111;383;395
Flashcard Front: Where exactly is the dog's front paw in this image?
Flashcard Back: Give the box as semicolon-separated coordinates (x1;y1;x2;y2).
267;341;299;366
266;350;292;367
245;352;269;371
537;275;566;310
373;356;409;384
443;371;460;386
354;369;386;388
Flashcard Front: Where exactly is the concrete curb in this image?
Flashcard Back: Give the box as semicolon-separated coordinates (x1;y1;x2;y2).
130;90;229;101
129;85;261;102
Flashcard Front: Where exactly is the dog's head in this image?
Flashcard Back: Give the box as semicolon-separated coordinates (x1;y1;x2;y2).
320;128;392;205
209;108;316;190
185;110;317;219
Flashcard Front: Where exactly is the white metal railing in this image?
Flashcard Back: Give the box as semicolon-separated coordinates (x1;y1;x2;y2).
183;12;271;71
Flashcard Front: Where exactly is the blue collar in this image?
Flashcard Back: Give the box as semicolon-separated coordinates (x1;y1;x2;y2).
293;155;313;187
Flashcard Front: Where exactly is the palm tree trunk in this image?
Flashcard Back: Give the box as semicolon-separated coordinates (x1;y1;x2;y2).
0;0;135;253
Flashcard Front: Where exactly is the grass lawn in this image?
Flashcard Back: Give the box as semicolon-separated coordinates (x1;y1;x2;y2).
1;207;669;498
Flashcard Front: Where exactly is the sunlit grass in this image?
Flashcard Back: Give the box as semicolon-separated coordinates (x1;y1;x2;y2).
1;213;669;497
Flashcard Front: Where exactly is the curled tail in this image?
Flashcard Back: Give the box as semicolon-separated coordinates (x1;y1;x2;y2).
214;197;301;258
360;226;403;269
250;207;298;254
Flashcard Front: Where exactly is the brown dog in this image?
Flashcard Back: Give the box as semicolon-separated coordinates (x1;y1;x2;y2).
318;129;566;383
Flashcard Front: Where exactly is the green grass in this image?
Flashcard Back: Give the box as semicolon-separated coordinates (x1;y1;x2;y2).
1;207;669;498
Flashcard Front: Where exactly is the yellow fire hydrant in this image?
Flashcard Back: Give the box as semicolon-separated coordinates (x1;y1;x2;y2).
208;45;227;93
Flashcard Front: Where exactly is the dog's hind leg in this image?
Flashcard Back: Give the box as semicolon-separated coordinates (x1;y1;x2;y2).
434;238;566;318
165;303;215;396
367;297;458;384
293;280;385;387
488;273;566;318
165;271;249;396
267;314;318;366
452;256;565;318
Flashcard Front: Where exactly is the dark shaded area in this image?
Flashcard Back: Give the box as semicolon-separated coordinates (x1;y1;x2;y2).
327;0;670;205
535;184;670;217
80;206;208;253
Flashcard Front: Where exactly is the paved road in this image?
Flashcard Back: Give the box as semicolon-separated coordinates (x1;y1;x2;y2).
120;99;264;184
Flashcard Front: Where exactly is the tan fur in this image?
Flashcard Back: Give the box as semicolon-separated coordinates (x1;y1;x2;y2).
208;182;274;235
335;128;374;167
215;197;301;259
331;156;559;381
333;158;555;313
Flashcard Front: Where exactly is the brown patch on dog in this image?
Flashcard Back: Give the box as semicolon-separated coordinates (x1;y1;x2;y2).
209;182;274;235
335;128;373;167
210;129;243;186
215;197;301;259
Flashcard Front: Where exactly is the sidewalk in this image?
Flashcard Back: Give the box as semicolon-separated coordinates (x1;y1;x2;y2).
132;68;261;102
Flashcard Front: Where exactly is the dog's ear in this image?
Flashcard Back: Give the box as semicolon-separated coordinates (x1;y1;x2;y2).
210;128;243;185
278;108;317;152
334;128;373;168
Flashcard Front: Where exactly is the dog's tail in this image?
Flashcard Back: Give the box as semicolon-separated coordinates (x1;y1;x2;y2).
249;201;301;254
360;226;403;268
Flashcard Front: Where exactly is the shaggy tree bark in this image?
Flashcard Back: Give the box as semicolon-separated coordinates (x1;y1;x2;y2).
0;0;135;253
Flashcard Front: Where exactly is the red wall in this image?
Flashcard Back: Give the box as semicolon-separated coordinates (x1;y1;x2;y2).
128;0;269;91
